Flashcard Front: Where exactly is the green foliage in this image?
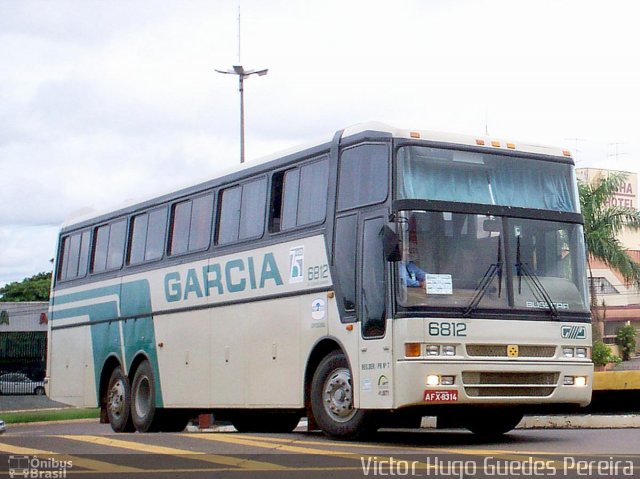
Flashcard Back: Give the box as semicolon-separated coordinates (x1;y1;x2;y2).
2;408;100;424
616;324;637;361
0;272;52;302
592;340;621;367
579;172;640;289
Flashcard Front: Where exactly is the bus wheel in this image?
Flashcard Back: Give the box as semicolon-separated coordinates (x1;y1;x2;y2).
463;408;524;437
310;351;374;439
131;360;160;432
231;411;301;433
106;367;135;432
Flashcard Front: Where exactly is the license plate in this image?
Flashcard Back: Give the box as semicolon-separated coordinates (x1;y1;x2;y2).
424;389;458;402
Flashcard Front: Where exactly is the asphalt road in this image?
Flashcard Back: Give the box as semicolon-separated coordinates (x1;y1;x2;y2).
1;421;639;479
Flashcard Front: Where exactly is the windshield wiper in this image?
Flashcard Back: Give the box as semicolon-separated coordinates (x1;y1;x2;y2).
516;236;559;318
463;238;502;317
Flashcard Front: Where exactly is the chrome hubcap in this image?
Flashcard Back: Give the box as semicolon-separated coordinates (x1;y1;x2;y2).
108;379;126;419
323;368;355;422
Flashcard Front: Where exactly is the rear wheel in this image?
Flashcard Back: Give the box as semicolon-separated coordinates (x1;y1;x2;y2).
231;411;301;433
34;386;45;395
106;367;135;432
310;351;375;439
131;360;160;432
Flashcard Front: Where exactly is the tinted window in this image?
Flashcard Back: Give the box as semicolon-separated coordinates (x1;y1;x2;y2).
146;208;167;261
217;186;242;244
361;217;386;337
129;207;167;265
170;201;192;255
281;169;300;231
189;195;214;251
106;220;126;270
169;194;213;255
92;220;126;273
274;157;329;232
298;159;329;225
58;231;89;281
218;179;267;245
77;231;90;277
239;178;267;239
129;213;149;265
334;214;357;314
338;144;388;211
92;225;110;273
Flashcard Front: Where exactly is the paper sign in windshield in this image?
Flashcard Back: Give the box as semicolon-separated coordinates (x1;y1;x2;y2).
425;274;453;295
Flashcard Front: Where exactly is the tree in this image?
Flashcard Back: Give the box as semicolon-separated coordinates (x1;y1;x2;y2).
578;172;640;340
0;272;52;302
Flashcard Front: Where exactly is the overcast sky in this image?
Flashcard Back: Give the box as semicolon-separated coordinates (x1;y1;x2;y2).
1;0;639;287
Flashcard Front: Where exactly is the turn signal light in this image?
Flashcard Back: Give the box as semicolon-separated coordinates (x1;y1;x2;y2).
405;343;422;358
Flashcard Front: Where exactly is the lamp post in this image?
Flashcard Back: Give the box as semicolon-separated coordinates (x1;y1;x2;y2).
216;65;268;164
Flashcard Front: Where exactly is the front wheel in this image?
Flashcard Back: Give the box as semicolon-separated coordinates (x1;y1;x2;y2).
34;386;45;395
310;351;375;439
131;360;160;432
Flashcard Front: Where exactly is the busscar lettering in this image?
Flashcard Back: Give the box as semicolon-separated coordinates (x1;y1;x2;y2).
164;253;284;302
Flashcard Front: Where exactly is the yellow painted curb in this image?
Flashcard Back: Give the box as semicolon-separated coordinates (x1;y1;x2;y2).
593;370;640;391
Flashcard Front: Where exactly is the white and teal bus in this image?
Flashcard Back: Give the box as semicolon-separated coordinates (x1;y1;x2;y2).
48;123;592;437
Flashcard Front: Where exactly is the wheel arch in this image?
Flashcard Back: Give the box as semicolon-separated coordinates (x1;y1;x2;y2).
303;337;347;425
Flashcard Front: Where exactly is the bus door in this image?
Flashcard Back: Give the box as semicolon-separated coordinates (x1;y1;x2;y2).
357;210;394;408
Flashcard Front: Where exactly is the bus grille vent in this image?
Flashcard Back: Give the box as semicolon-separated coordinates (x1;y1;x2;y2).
466;344;557;358
462;372;558;398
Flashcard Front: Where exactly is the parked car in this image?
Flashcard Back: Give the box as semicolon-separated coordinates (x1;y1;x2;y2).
0;372;46;395
0;419;6;434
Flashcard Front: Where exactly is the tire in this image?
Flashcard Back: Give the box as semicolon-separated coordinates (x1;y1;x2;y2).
231;411;301;433
106;367;135;433
130;360;160;433
34;386;45;396
463;408;524;437
310;351;375;440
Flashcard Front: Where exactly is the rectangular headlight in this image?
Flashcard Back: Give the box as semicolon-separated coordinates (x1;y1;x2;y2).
426;345;440;356
562;347;574;358
575;348;588;359
442;345;456;356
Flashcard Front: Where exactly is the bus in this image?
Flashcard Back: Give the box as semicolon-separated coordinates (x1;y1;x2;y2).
47;122;592;438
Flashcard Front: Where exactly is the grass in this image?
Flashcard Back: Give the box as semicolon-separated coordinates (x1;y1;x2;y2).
1;407;100;424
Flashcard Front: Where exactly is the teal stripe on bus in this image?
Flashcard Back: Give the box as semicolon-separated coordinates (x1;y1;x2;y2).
51;280;163;408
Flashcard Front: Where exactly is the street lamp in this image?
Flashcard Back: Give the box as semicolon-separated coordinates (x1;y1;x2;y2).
216;65;268;164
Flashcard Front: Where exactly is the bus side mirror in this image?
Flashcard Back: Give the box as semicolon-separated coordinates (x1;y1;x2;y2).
382;225;401;262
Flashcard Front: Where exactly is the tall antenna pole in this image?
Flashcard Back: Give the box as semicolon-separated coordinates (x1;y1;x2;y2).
216;3;268;164
237;4;241;63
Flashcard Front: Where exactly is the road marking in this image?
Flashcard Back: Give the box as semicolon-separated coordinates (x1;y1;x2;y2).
62;434;288;470
204;433;573;471
0;441;142;473
184;433;438;471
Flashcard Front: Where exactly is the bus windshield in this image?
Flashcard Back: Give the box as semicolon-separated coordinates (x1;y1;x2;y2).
396;211;589;316
397;146;578;212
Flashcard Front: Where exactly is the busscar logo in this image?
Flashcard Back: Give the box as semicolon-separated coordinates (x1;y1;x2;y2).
8;455;72;478
561;325;587;340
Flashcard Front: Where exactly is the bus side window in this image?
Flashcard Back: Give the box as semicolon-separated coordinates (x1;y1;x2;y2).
337;144;388;211
361;217;386;338
334;214;357;316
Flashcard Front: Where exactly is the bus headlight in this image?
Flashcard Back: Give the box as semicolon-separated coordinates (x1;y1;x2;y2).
442;345;456;356
426;375;440;386
562;347;575;358
564;376;588;387
575;347;588;359
426;345;440;356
